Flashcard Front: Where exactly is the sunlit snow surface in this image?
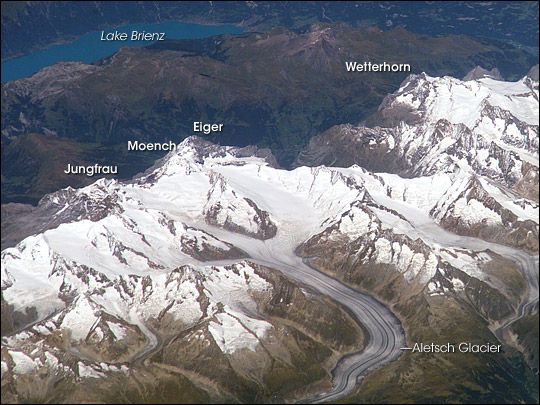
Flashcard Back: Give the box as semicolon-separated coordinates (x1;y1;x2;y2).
396;74;537;127
1;73;538;379
392;73;539;166
3;139;536;351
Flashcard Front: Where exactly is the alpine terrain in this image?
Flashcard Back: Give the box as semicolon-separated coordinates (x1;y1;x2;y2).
1;68;539;403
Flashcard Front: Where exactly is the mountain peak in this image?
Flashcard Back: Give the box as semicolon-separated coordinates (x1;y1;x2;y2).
526;64;539;81
463;66;504;81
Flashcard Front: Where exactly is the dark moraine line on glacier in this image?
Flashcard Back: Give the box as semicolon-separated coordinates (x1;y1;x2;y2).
493;253;539;340
131;322;163;368
196;219;407;403
249;252;406;404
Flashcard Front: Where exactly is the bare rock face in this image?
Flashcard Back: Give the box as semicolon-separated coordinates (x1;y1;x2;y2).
294;125;404;171
527;64;539;81
463;65;504;81
1;179;123;250
430;176;539;253
296;72;539;252
179;226;247;261
296;196;523;323
297;201;439;292
1;261;363;403
1;203;37;250
295;195;532;404
299;73;538;189
204;173;277;240
1;67;537;403
288;68;539;401
2;134;373;402
204;197;277;240
515;161;540;202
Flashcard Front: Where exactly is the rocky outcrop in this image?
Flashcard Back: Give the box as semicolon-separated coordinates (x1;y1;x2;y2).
463;66;504;81
296;73;539;251
1;261;363;403
527;64;539;81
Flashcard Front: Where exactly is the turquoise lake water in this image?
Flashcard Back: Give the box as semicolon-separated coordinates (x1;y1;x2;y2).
1;21;243;83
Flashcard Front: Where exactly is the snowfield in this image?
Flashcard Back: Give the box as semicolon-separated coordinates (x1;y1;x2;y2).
1;71;538;403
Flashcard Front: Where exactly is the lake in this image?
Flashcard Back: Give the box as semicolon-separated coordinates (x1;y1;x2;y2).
1;21;243;83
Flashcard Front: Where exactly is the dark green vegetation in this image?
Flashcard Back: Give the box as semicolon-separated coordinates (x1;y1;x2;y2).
347;299;539;404
296;234;539;404
2;1;538;59
1;266;364;403
2;25;537;204
511;313;539;371
1;133;162;204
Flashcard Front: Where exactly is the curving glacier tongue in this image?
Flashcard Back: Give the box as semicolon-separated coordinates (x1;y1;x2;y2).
1;72;538;402
3;131;536;342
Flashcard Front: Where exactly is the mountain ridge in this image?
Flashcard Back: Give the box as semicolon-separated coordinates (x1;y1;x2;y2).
2;25;537;204
2;69;538;402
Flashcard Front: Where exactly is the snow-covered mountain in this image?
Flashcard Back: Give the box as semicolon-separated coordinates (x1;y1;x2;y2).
296;70;539;251
2;139;374;402
2;70;538;403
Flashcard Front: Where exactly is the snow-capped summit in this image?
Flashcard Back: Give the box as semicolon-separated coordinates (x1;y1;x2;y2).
301;72;538;185
2;71;538;403
3;128;536;344
296;72;538;250
385;72;537;129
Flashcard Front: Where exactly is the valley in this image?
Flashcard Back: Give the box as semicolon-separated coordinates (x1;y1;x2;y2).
1;4;538;403
2;25;537;204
